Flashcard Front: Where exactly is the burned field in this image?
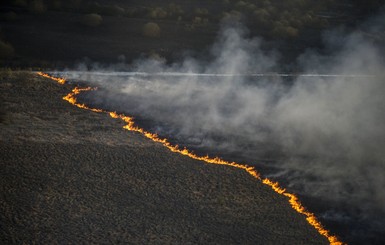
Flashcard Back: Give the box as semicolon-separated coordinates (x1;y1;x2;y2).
0;72;329;243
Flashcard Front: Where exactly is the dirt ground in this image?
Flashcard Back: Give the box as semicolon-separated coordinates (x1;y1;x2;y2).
0;71;328;244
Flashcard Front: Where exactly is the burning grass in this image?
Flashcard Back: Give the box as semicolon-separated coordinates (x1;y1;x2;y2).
1;70;333;244
39;72;343;245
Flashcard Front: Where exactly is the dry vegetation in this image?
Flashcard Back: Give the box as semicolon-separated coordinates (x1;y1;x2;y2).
0;71;329;244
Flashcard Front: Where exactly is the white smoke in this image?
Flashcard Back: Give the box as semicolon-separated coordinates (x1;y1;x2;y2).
56;15;385;243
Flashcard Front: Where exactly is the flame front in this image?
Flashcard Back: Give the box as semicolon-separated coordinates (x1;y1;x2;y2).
37;72;344;245
37;72;66;84
63;87;103;113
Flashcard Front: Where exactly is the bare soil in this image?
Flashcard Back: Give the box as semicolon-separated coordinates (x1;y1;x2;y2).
0;71;328;244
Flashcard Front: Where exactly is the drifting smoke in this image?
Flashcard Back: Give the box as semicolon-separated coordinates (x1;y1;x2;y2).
59;15;385;244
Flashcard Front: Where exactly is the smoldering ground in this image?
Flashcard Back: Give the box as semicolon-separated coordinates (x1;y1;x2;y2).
57;17;385;244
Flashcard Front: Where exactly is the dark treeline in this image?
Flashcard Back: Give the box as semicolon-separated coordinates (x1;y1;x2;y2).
0;0;383;67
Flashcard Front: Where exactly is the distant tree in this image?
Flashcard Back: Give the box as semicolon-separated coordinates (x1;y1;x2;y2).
285;26;299;38
221;10;242;22
81;13;103;27
270;21;299;38
167;3;184;17
142;22;161;38
148;7;167;19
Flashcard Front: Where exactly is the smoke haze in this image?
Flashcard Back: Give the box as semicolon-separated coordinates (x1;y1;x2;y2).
59;15;385;244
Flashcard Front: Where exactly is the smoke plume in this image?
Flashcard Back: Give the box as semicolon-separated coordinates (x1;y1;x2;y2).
60;15;385;244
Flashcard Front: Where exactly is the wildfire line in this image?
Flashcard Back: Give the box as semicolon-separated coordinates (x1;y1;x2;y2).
36;72;66;84
37;72;344;245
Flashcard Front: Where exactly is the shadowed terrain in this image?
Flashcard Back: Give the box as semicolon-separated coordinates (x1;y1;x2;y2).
0;72;329;243
1;0;383;68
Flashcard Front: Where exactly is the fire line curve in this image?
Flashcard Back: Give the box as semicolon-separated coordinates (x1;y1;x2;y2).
37;72;344;245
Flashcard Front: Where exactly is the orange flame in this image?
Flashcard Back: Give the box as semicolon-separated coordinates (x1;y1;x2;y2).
37;72;344;245
36;72;66;84
62;87;103;113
